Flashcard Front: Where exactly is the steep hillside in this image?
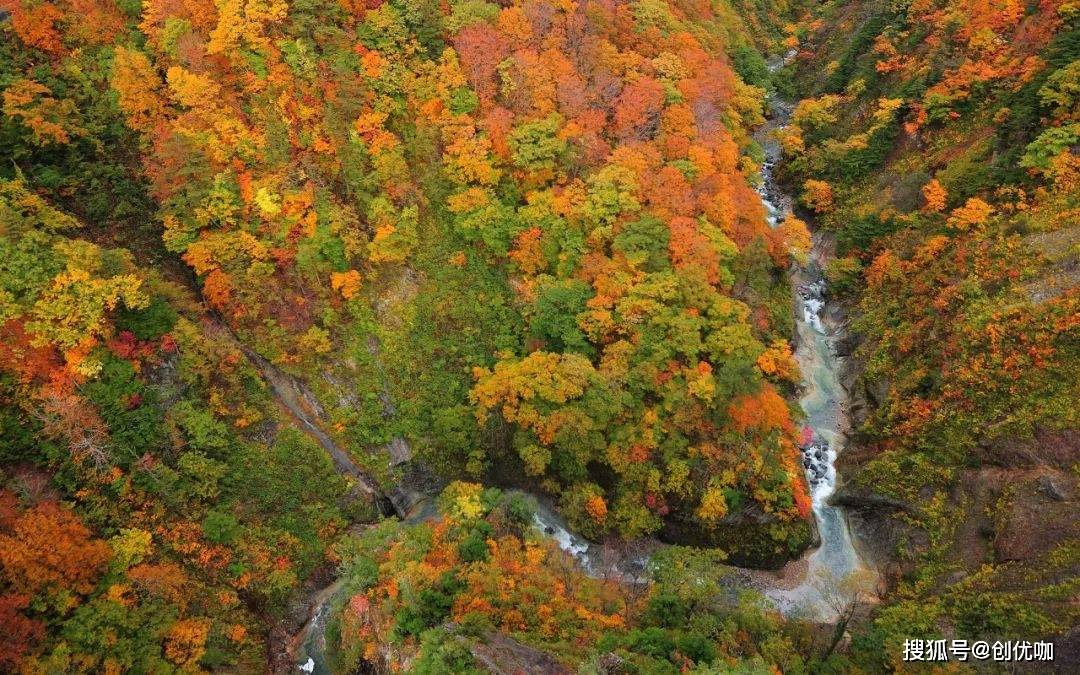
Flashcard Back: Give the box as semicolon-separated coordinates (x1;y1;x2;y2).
1;0;1077;672
110;0;818;557
777;0;1080;668
0;0;819;670
318;482;828;673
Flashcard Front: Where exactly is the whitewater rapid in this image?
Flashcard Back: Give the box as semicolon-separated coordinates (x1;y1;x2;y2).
756;54;875;620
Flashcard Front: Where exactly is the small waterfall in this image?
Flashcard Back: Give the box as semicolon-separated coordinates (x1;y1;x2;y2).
532;504;592;569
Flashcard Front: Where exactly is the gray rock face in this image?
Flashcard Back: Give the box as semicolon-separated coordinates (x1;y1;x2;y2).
995;499;1076;562
979;427;1080;470
1056;625;1080;675
829;483;924;589
994;468;1078;563
828;490;914;513
387;436;412;466
864;377;891;408
1036;474;1067;501
832;333;861;358
469;631;573;675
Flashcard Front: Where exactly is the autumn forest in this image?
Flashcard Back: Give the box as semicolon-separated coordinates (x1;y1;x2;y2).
0;0;1077;672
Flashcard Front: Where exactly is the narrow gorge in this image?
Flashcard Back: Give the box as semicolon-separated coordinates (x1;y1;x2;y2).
756;65;877;620
1;0;1076;672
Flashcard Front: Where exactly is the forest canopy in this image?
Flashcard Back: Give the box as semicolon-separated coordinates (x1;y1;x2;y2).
1;0;1077;672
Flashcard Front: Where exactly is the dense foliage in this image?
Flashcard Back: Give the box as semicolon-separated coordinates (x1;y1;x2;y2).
0;0;818;669
0;177;364;669
327;483;846;673
778;0;1079;669
103;0;816;549
1;0;1076;671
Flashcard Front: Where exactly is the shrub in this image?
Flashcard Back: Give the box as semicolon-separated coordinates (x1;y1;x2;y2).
201;510;240;545
629;627;676;660
644;593;689;628
675;632;717;664
394;572;465;638
114;295;177;340
505;493;536;526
